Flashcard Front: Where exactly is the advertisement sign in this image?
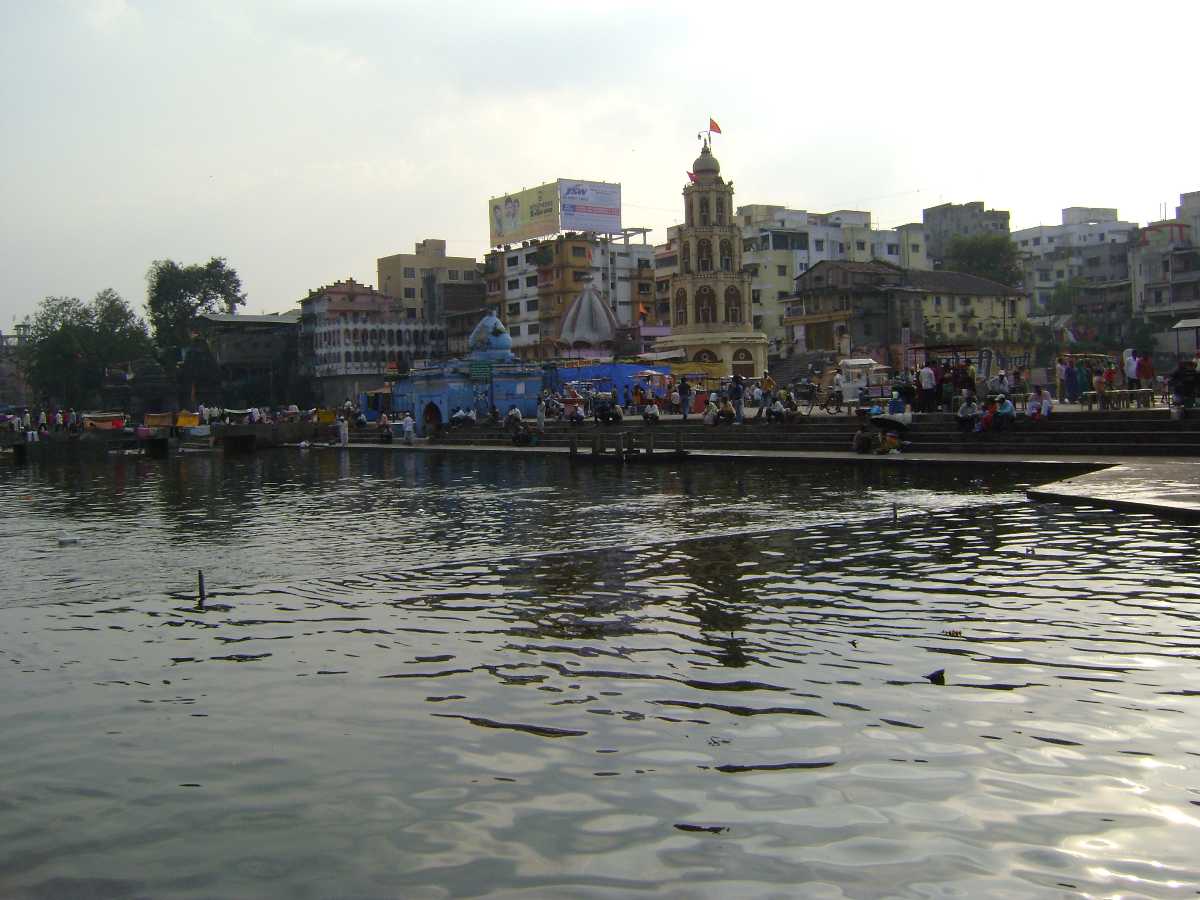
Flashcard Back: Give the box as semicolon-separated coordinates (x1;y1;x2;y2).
558;179;621;234
488;182;560;246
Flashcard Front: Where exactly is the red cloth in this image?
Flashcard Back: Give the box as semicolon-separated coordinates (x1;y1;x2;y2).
709;118;722;134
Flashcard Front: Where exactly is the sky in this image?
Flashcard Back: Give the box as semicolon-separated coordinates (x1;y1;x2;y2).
3;0;1198;327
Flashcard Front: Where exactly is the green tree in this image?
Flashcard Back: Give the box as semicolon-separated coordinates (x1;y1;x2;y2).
944;234;1022;287
146;257;246;363
21;290;153;407
1047;278;1083;315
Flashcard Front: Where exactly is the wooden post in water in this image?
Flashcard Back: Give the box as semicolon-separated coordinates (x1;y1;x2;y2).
569;435;578;457
613;430;624;456
645;428;655;455
197;569;207;609
674;428;683;453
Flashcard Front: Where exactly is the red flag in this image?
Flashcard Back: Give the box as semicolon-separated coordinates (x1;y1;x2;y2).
709;118;722;134
686;171;697;183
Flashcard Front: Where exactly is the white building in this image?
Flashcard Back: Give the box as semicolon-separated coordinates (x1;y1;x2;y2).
730;204;929;350
1013;207;1138;313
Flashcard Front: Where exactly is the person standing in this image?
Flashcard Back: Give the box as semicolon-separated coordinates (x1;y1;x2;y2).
1055;357;1067;402
401;412;415;445
678;378;692;421
1125;351;1140;390
536;397;546;432
730;375;745;424
337;416;349;447
918;361;936;412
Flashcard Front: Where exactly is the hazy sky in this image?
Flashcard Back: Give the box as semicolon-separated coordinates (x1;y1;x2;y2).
4;0;1197;327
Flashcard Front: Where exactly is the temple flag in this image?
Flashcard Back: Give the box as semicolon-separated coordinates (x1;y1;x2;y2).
686;171;697;183
709;118;722;134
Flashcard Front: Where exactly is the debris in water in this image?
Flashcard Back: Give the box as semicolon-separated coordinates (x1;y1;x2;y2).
925;668;946;685
674;823;728;834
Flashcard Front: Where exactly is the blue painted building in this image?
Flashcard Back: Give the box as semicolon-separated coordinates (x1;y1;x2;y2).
391;311;543;435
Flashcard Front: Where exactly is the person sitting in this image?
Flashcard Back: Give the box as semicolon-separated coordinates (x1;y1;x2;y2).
886;391;906;415
504;405;523;430
567;404;585;426
956;395;979;433
875;430;902;454
975;399;996;432
994;394;1016;430
1026;386;1053;420
702;400;719;426
767;398;786;423
511;422;534;446
851;425;873;453
716;398;736;425
642;401;660;424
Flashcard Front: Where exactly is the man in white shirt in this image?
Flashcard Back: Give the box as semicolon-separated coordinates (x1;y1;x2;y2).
918;363;936;412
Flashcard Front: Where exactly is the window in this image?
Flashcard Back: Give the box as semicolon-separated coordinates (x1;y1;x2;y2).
814;239;825;252
911;243;920;253
510;324;521;336
406;309;416;320
751;289;761;302
463;270;475;281
1020;240;1029;247
573;270;587;281
525;275;537;287
887;244;899;255
700;197;710;226
674;289;688;326
403;287;416;299
716;198;725;225
960;297;971;309
697;239;713;272
934;297;942;308
776;290;789;300
1048;237;1056;244
507;255;519;266
507;303;520;316
855;241;866;251
720;240;733;272
403;267;416;278
839;243;845;253
724;286;742;323
506;278;519;290
448;270;459;280
776;265;787;276
526;299;539;312
637;283;651;295
696;286;717;322
527;323;539;334
1033;237;1041;247
572;246;587;258
1037;270;1050;282
1055;270;1065;280
948;322;957;333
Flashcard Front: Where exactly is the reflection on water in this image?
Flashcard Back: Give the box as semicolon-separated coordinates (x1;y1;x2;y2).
0;450;1197;898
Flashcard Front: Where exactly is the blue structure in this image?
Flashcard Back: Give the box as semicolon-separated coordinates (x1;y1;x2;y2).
391;310;543;435
543;362;670;402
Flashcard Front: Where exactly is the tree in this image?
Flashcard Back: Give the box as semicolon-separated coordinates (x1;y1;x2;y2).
1047;278;1082;316
944;234;1022;287
21;290;154;407
146;257;246;363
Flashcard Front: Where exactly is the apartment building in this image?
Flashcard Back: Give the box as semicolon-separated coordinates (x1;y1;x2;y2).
922;201;1011;266
1013;208;1137;312
376;239;481;321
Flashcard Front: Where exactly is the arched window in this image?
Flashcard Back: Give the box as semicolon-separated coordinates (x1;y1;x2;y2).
693;349;718;363
699;197;710;226
719;240;733;272
733;349;752;361
681;241;691;274
387;329;395;344
697;239;713;273
716;198;725;225
674;288;688;326
685;194;694;226
724;286;743;323
695;286;717;323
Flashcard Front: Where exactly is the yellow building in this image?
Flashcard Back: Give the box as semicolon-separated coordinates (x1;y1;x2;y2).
654;143;768;378
377;239;481;320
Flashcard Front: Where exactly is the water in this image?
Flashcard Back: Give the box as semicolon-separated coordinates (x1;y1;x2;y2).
1;450;1198;898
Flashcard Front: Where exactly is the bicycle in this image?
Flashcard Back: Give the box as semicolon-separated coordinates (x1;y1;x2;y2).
794;384;843;416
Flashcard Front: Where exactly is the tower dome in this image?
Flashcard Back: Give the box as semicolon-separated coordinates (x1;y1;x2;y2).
692;143;720;178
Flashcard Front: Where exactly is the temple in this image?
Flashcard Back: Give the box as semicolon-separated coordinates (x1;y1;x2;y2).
653;142;769;378
392;309;542;433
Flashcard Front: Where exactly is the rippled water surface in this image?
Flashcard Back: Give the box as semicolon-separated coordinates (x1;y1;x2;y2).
1;449;1198;899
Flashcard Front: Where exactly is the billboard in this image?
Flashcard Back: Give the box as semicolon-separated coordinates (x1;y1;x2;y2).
558;179;622;234
488;182;559;246
488;178;623;246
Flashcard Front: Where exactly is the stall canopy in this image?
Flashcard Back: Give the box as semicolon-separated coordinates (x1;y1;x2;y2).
637;348;685;361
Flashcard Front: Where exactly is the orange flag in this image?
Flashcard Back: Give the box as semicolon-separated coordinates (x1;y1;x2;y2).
709;118;722;134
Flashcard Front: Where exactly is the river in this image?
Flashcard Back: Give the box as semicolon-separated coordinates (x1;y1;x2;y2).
1;449;1197;898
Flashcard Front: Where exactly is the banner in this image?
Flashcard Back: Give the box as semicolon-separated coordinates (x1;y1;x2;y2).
488;182;560;245
558;179;621;234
